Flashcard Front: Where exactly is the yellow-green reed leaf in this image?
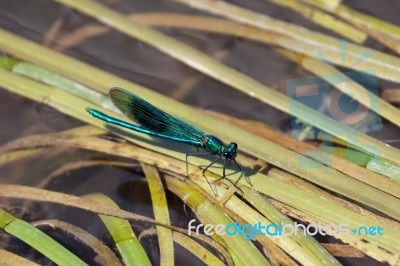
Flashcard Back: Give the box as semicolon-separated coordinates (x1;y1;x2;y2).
367;159;400;179
84;194;152;266
323;147;372;166
0;249;40;266
244;174;400;256
229;249;245;266
0;184;232;264
268;0;367;43
189;178;340;266
0;184;216;243
0;55;19;70
3;169;400;264
267;0;400;53
1;63;400;221
332;5;400;53
141;164;174;266
165;177;270;266
32;219;123;266
302;0;343;11
240;187;339;265
173;232;226;266
336;5;400;37
57;124;108;137
12;62;118;112
171;0;400;84
0;209;88;266
139;228;230;265
47;1;400;165
237;176;400;264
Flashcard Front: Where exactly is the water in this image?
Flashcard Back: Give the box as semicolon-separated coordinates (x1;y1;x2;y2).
0;0;399;265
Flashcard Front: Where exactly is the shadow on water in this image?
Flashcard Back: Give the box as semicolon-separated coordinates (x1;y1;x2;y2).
106;123;258;178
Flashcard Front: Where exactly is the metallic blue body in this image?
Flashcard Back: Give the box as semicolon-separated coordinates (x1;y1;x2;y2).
87;108;200;146
86;88;247;193
86;88;238;159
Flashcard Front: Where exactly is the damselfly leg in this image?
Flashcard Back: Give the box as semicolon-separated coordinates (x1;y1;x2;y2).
186;153;249;195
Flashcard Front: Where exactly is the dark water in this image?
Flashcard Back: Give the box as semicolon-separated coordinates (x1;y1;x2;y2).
0;0;399;265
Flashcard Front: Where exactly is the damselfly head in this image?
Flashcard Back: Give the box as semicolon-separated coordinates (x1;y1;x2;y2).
223;142;238;159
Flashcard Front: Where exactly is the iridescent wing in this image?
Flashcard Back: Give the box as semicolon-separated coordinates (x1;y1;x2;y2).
109;87;205;145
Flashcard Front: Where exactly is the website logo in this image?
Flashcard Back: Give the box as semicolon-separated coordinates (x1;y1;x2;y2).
188;220;384;240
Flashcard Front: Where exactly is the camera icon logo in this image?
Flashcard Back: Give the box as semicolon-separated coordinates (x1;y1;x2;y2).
286;41;382;168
